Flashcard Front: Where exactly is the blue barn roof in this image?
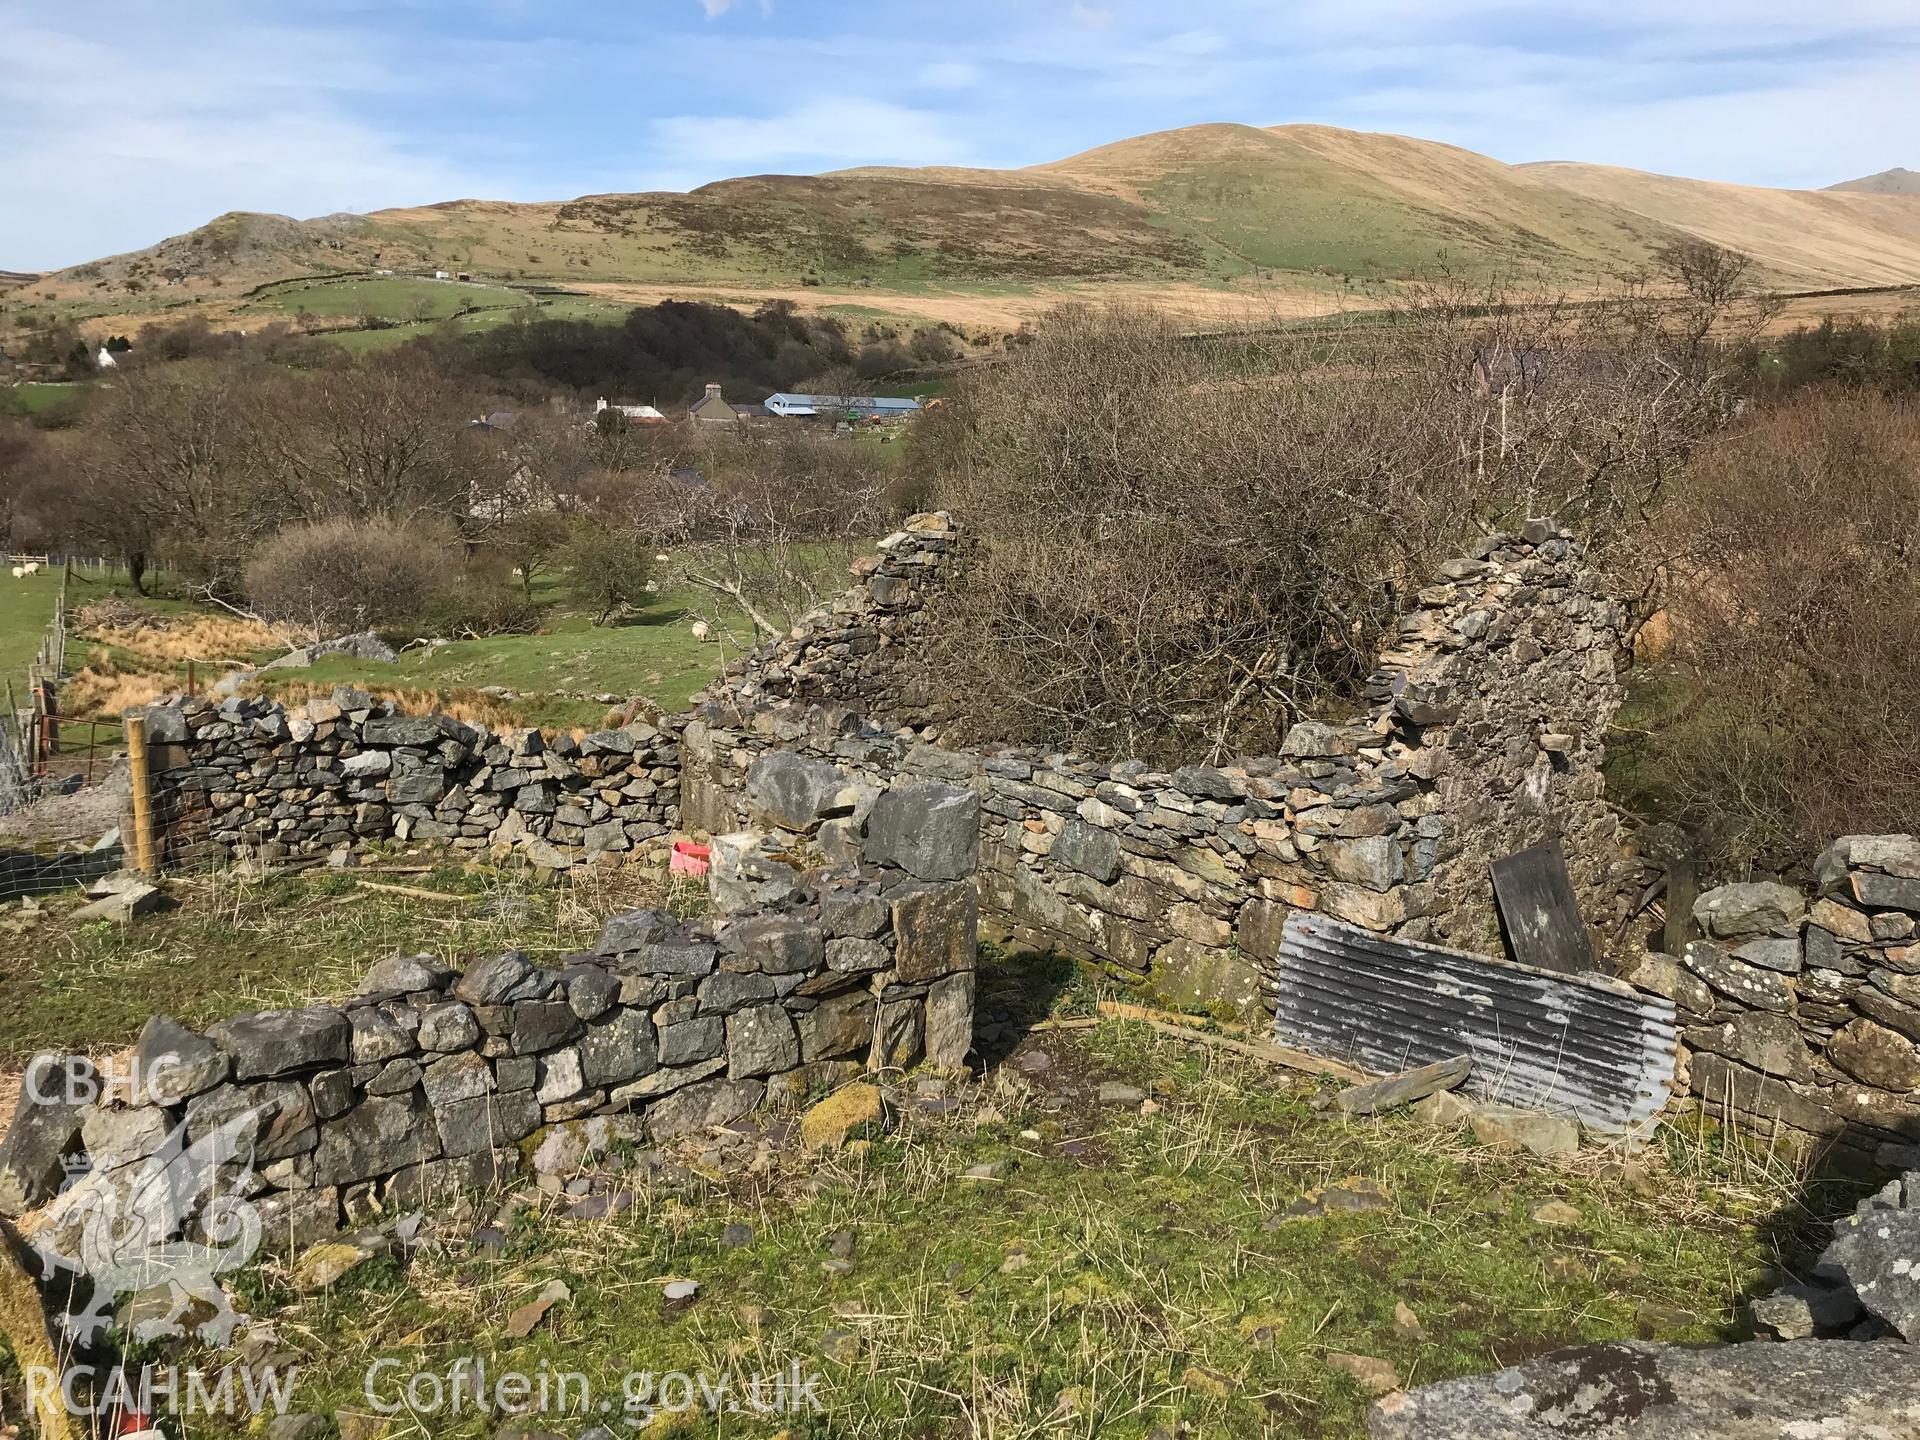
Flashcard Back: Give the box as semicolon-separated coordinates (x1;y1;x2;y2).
765;393;922;417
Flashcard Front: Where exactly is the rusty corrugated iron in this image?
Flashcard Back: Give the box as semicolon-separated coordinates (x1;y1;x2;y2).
1272;913;1676;1135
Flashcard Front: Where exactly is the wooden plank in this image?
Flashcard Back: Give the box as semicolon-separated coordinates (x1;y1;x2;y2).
1096;999;1249;1036
1663;853;1699;959
1489;840;1594;975
1334;1054;1471;1115
355;880;474;903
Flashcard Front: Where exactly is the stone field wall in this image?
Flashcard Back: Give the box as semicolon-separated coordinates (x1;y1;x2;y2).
2;835;978;1240
1630;836;1920;1163
143;694;679;870
685;513;1628;1014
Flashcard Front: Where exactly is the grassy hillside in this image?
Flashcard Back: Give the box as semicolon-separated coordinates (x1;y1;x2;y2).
9;123;1920;340
1522;162;1920;288
1036;124;1676;281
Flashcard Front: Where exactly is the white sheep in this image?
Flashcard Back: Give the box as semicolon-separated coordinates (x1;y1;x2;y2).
654;552;671;562
9;568;20;580
690;620;711;642
22;562;39;576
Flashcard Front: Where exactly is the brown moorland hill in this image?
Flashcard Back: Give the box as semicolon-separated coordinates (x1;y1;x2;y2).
11;123;1920;338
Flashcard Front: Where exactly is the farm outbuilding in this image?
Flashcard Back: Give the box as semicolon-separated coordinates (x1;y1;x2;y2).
765;393;921;421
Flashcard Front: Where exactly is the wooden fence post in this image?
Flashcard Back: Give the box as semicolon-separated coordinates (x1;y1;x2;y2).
127;712;157;876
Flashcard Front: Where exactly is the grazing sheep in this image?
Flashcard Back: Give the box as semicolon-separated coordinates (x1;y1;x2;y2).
690;621;711;642
23;562;38;575
654;552;670;562
9;568;20;580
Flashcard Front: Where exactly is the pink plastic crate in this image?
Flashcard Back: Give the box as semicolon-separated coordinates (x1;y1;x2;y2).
670;840;711;878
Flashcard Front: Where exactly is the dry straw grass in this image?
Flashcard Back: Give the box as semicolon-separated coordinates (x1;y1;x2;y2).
238;678;541;732
77;608;282;667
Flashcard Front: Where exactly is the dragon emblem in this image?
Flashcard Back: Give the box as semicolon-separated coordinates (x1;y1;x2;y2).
33;1106;265;1347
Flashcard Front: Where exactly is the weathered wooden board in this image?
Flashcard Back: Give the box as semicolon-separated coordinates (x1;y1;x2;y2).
1489;841;1594;975
1334;1054;1471;1116
1663;854;1699;960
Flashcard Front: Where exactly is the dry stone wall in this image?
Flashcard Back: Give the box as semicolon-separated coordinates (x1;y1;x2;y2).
1631;835;1920;1163
704;510;964;730
685;516;1627;1014
136;514;1625;1018
143;691;679;870
3;845;977;1241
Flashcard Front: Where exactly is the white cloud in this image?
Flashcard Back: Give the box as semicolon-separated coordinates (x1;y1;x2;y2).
0;16;504;269
650;97;977;171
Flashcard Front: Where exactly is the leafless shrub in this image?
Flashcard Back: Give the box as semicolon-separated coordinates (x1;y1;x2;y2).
1654;388;1920;871
243;517;459;635
916;272;1759;762
645;427;893;641
49;353;474;594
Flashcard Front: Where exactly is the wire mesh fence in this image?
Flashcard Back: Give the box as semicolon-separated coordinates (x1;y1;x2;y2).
0;563;134;901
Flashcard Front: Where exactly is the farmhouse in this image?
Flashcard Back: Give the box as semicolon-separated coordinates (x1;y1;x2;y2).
593;397;667;424
688;382;768;422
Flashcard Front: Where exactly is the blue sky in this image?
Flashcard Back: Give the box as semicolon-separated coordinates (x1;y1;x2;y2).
2;0;1916;270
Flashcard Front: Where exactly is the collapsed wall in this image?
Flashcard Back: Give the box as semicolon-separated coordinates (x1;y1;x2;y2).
136;513;1625;1016
3;827;977;1245
687;514;1627;1012
1634;835;1920;1163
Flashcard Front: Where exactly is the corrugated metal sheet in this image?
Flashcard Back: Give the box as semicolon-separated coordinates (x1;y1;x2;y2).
1272;913;1676;1134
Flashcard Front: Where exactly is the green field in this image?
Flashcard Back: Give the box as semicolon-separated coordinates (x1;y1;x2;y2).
56;562;736;728
0;381;91;420
0;565;63;694
249;275;535;322
257;597;727;727
244;277;636;351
